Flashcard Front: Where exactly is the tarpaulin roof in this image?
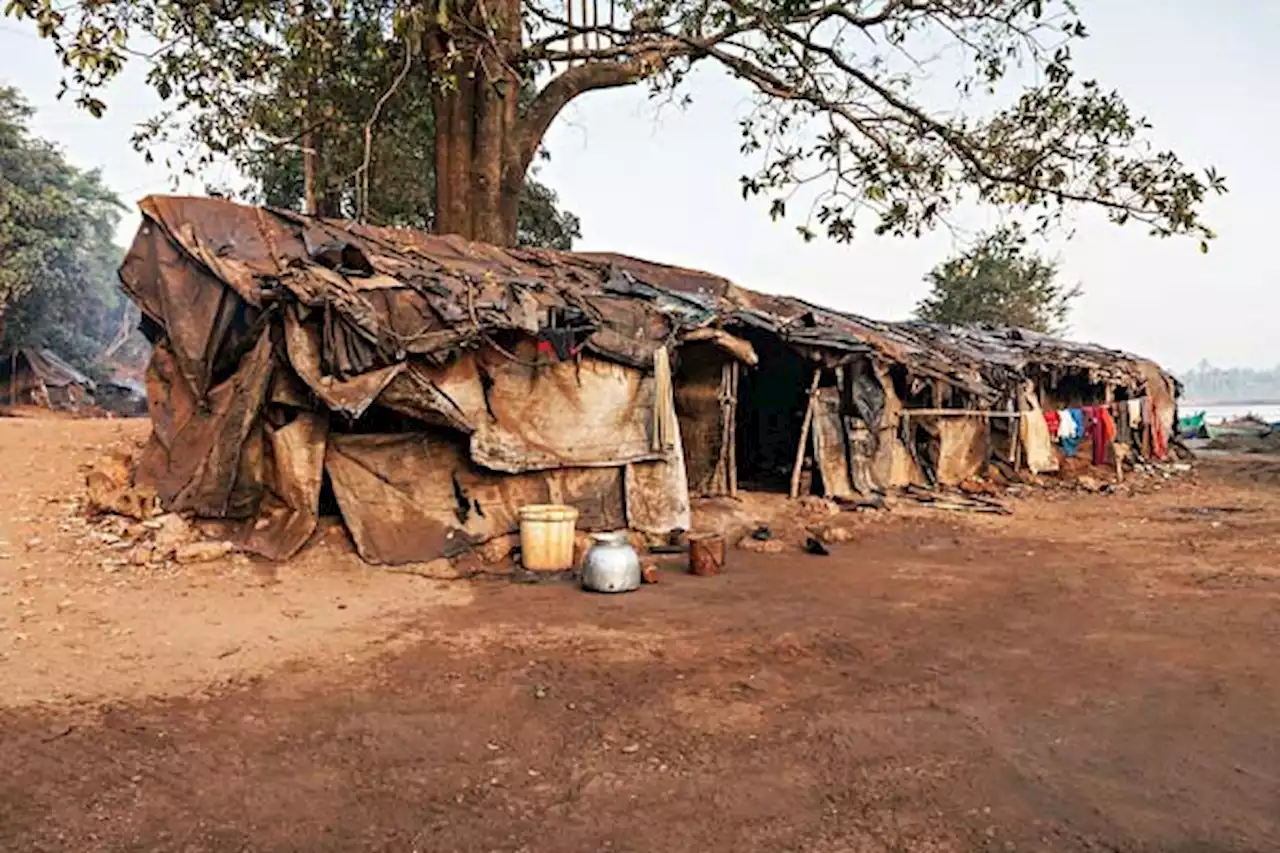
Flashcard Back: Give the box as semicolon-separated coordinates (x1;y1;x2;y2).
9;348;95;390
118;196;1166;408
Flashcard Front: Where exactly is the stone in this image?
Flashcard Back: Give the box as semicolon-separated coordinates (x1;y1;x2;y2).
173;541;235;564
816;524;855;544
1076;475;1103;493
477;533;519;565
84;451;160;520
399;557;464;580
737;536;785;554
151;514;195;554
797;496;840;517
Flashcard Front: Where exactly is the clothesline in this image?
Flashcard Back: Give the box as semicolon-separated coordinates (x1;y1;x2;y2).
901;396;1151;419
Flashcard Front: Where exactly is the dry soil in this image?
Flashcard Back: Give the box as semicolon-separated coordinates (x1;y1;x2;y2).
2;417;1279;852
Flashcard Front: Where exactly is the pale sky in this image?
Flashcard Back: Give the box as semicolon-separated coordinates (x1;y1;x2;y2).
2;1;1275;372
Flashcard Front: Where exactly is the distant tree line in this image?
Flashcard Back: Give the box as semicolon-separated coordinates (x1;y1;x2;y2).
0;85;139;380
1178;362;1280;403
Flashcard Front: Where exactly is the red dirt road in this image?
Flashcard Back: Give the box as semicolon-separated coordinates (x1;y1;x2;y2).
2;419;1280;852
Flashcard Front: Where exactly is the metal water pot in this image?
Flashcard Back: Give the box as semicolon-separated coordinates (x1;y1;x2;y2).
580;531;642;593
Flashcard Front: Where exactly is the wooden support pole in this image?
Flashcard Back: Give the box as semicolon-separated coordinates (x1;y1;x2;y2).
790;367;822;500
728;360;739;497
898;408;1023;418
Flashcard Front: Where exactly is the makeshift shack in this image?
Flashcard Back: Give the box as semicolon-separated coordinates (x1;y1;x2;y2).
117;196;1180;565
96;377;150;417
1;348;96;411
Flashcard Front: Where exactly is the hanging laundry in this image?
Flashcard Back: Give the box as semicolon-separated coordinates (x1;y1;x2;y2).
1044;410;1061;437
538;328;576;361
1069;409;1086;438
1060;436;1080;457
1152;412;1169;460
1087;406;1117;466
1018;383;1060;474
1057;410;1078;440
1115;401;1133;445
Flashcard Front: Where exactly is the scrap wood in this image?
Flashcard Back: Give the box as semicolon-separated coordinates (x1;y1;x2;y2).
904;484;1012;515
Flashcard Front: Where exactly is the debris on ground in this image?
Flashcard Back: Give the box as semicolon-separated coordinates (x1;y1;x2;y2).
738;535;786;554
803;537;830;556
904;485;1012;515
811;523;856;544
84;451;159;520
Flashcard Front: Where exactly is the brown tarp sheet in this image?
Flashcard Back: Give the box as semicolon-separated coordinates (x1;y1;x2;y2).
933;415;990;486
812;388;855;499
244;411;329;560
325;432;630;565
136;333;274;518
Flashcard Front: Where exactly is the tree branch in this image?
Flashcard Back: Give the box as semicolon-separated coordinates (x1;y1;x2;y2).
516;43;682;174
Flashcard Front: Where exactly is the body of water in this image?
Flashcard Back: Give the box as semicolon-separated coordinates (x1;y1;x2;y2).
1181;403;1280;424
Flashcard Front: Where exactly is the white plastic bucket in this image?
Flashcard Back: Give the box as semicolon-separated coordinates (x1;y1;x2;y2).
518;504;579;571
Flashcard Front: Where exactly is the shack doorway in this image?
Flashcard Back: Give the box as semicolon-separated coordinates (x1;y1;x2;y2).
734;330;810;492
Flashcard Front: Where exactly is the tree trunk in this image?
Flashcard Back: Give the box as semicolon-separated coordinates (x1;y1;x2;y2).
422;0;665;246
426;0;525;247
302;124;318;216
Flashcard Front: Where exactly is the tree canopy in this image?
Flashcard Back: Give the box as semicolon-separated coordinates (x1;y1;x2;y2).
6;0;1225;248
914;226;1079;334
0;85;136;375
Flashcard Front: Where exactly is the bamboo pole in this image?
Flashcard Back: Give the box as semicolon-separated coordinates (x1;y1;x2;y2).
728;360;739;497
714;361;732;494
789;368;822;500
1011;393;1023;471
897;408;1022;418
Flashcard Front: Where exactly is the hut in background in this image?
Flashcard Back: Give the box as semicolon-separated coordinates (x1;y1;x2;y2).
0;348;96;411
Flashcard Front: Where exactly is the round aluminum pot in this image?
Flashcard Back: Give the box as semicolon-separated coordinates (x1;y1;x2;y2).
580;531;642;593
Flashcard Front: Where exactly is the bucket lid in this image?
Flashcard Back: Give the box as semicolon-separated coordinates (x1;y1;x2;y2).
518;503;579;522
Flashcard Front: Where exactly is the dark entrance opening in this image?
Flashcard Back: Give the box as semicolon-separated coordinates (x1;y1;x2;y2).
733;328;811;492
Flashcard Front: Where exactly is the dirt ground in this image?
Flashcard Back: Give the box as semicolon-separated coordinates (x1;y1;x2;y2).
3;418;1280;852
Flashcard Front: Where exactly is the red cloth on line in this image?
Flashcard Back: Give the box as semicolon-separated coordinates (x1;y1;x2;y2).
1153;414;1168;460
1044;410;1061;436
1085;406;1116;466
